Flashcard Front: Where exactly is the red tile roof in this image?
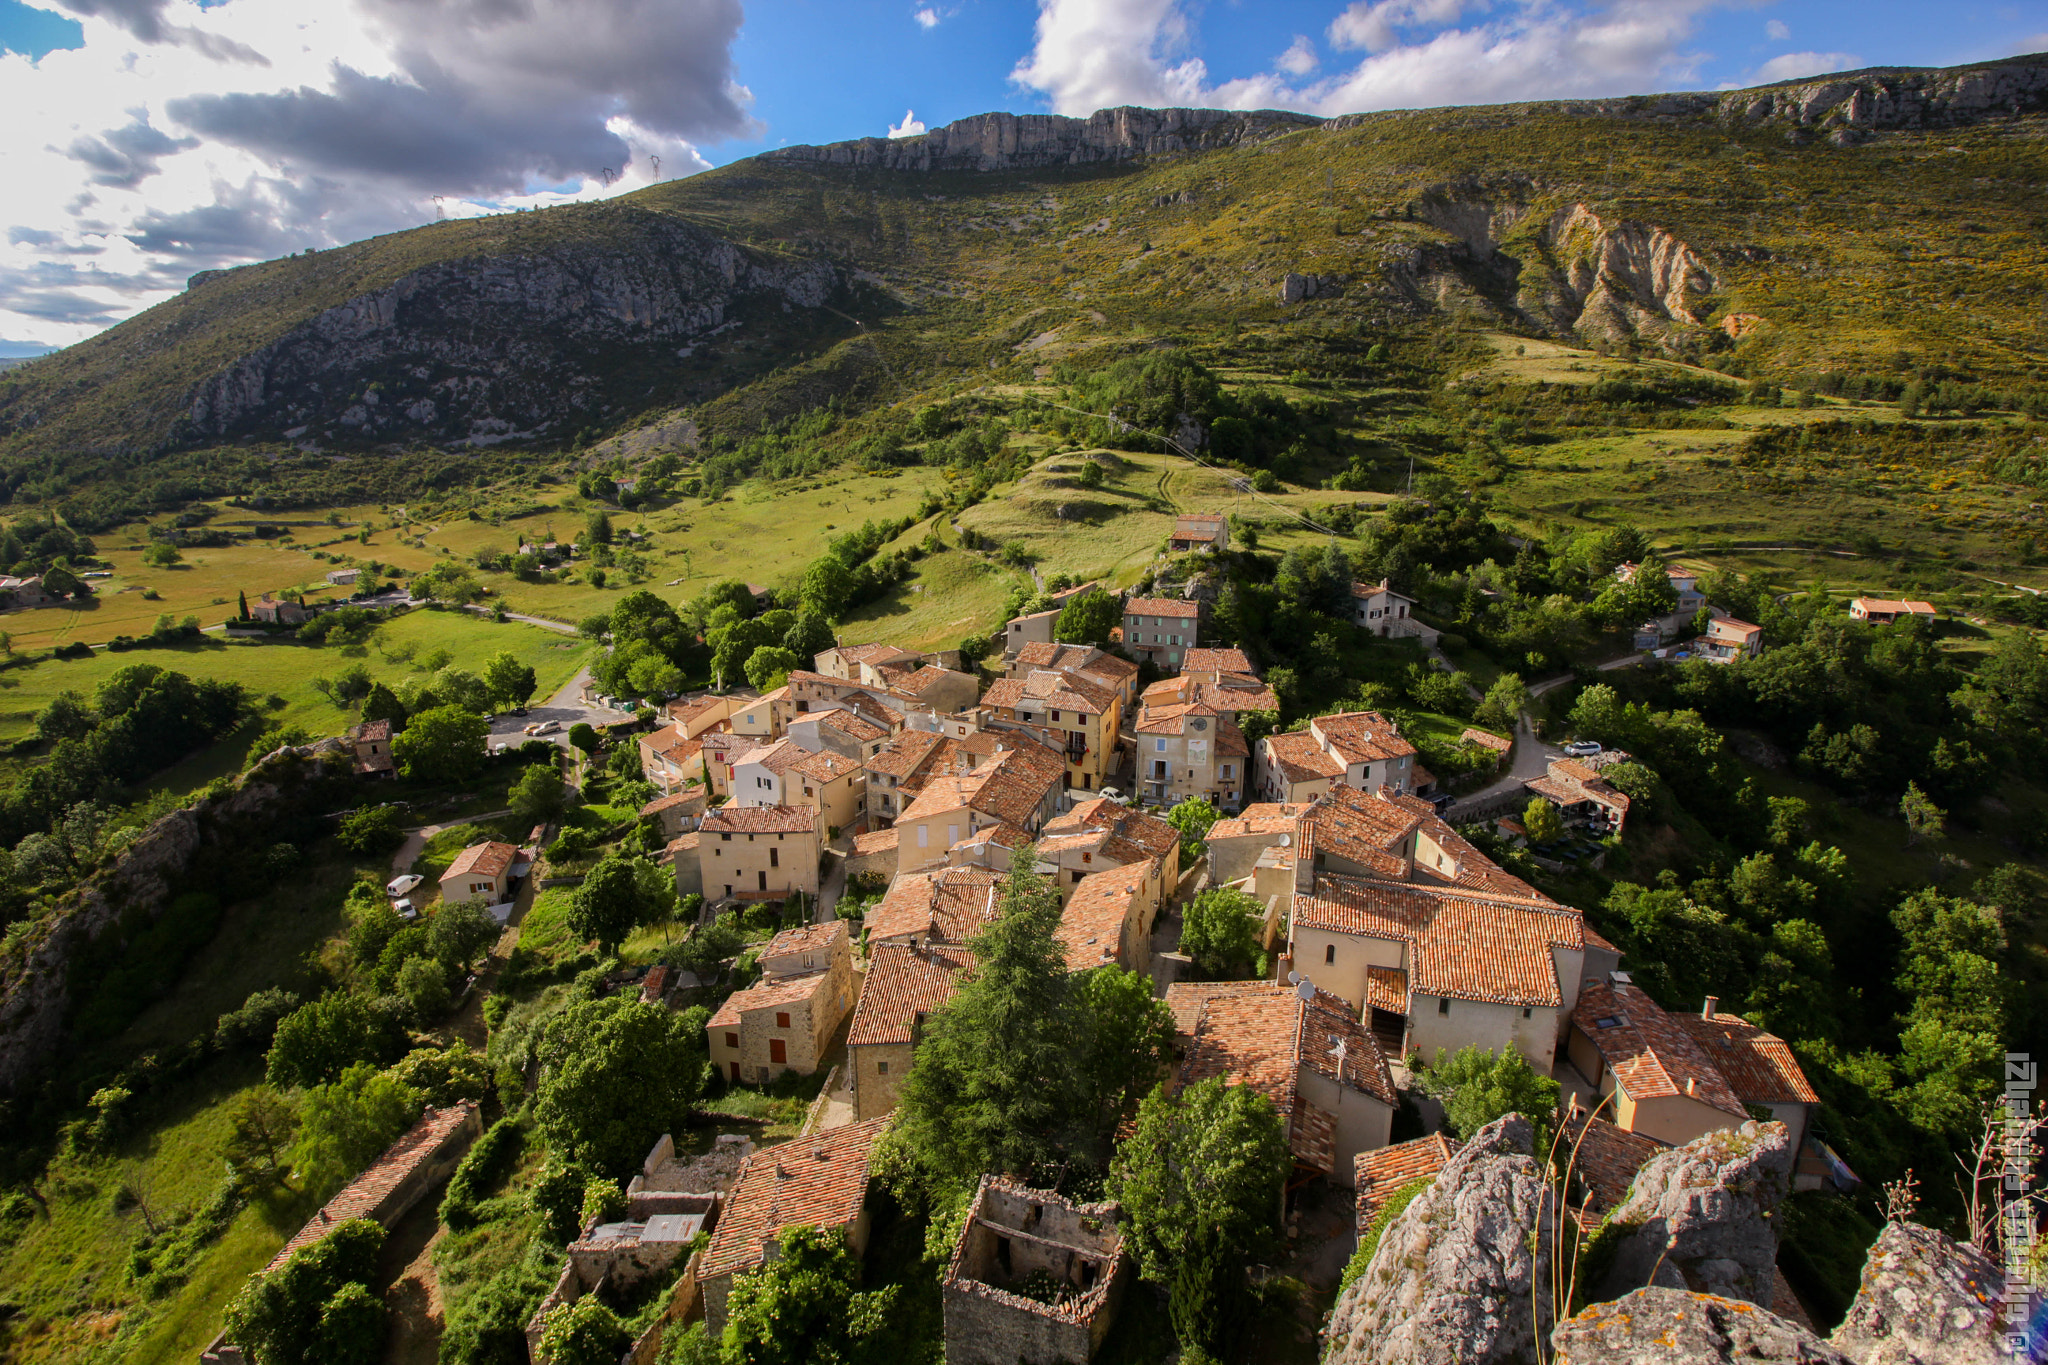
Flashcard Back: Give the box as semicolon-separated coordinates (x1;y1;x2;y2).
764;919;847;962
848;943;976;1046
1309;711;1417;766
1354;1133;1458;1231
1123;597;1199;619
1182;647;1254;676
790;748;862;783
1572;979;1749;1119
1054;870;1141;971
1672;1010;1820;1106
264;1103;478;1273
865;866;1003;943
1558;1109;1664;1214
700;1119;889;1281
702;804;817;835
1461;727;1513;754
1043;799;1179;862
1262;730;1343;784
983;671;1115;717
707;972;836;1028
442;841;517;883
865;729;946;778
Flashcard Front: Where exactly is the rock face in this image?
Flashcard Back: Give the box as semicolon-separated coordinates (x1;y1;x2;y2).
1598;1121;1793;1308
1828;1221;2007;1365
1323;1115;1554;1365
1554;1288;1855;1365
182;215;838;446
763;106;1318;173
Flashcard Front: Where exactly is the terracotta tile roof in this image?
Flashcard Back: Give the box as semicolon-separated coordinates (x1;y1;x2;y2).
669;695;729;726
1054;870;1141;972
1302;785;1422;874
1350;579;1410;601
1207;803;1308;842
1123;596;1199;619
850;828;898;856
951;821;1031;852
1365;965;1408;1014
955;742;1066;828
765;920;847;962
1042;799;1179;862
700;1118;889;1282
847;943;976;1046
1709;617;1763;639
1177;982;1397;1171
1309;711;1417;766
702;804;816;835
1462;727;1513;754
1164;980;1266;1036
1673;1011;1819;1106
664;832;701;859
1559;1110;1664;1214
1293;874;1585;1008
1172;514;1226;541
892;665;961;698
641;724;699;759
1182;647;1255;676
640;790;706;817
1073;653;1139;689
264;1103;478;1273
983;671;1115;717
790;748;862;783
1135;700;1233;737
866;729;945;778
1262;730;1343;783
1851;598;1937;616
865;866;1003;943
737;739;811;777
707;972;836;1028
1572;979;1748;1119
1354;1133;1458;1231
1200;677;1280;714
442;841;517;883
818;711;891;744
829;643;917;668
350;718;392;744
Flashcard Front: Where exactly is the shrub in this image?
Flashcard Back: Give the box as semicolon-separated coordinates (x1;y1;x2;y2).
1339;1176;1431;1292
440;1117;524;1232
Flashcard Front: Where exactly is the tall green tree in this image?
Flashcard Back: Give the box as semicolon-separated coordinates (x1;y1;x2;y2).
782;611;836;664
799;556;856;620
721;1225;897;1365
509;762;567;825
267;993;396;1089
1162;796;1219;863
1053;587;1120;647
290;1062;422;1194
224;1219;385;1365
1419;1044;1561;1141
532;997;705;1174
568;854;667;955
1179;887;1262;979
482;651;538;709
539;1297;630;1365
390;706;488;784
744;645;801;692
1109;1077;1289;1283
1522;796;1564;846
1075;965;1174;1136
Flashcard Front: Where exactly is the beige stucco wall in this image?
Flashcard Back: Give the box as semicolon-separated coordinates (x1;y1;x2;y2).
439;868;509;906
1298;1070;1395;1188
1405;995;1563;1074
699;828;821;901
792;771;864;837
1290;925;1405;1013
850;1041;915;1121
1620;1091;1747;1148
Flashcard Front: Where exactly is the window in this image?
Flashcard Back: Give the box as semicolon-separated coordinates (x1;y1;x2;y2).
776;1012;791;1028
1155;739;1167;753
724;1032;738;1048
1081;851;1092;863
769;846;779;868
721;832;732;842
769;1038;787;1064
917;825;928;848
1437;998;1450;1016
1072;870;1084;883
1324;943;1335;965
1521;1007;1532;1019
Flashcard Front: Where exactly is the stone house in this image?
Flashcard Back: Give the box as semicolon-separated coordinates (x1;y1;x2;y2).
1166;979;1398;1188
1008;643;1138;708
1003;607;1061;660
638;789;707;841
1141;646;1278;717
698;1118;890;1332
863;730;991;828
664;832;702;900
698;804;820;901
326;567;360;586
943;1178;1129;1365
1119;596;1200;671
1254;710;1418;804
788;705;894;763
814;642;922;684
1035;797;1181;900
344;718;395;776
890;739;1067;870
863;866;1003;947
1053;866;1163;974
1524;757;1631;837
706;920;853;1083
249;592;308;626
846;941;976;1120
440;841;518;906
888;663;981;716
979;668;1122;794
1134;701;1248;810
1168;512;1228;555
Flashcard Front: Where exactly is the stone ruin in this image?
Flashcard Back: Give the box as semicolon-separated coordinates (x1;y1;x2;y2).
942;1178;1129;1365
526;1133;753;1365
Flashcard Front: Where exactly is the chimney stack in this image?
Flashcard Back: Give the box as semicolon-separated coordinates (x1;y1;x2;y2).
1702;995;1718;1019
1685;1077;1697;1097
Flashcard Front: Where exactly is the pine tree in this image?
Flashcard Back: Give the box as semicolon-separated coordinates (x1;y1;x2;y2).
238;590;250;621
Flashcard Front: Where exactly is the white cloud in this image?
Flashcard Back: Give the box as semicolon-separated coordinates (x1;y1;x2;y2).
889;108;927;138
1765;18;1790;41
1014;0;1748;122
1747;49;1859;84
914;6;940;28
0;0;749;346
1276;34;1319;76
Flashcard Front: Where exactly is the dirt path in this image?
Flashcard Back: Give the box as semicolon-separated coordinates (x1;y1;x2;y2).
389;808;515;876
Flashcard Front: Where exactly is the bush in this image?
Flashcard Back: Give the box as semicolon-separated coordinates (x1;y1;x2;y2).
1339;1177;1430;1292
440;1117;524;1232
337;805;405;855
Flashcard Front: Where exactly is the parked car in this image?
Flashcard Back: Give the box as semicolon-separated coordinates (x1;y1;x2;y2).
393;898;419;920
386;873;424;897
533;720;562;735
1562;740;1603;757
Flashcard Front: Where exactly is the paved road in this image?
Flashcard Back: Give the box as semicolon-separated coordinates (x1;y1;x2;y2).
1443;654;1645;819
462;603;580;636
486;665;635;753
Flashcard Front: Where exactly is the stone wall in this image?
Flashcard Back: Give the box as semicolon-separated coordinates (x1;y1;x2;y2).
943;1179;1127;1365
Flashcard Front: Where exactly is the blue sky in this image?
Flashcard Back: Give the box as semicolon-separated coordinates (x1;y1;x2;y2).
0;0;2042;352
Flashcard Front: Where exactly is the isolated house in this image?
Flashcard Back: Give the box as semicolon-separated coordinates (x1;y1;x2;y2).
249;592;309;625
706;920;854;1083
1524;758;1630;837
699;804;820;901
1848;597;1937;624
1350;580;1420;637
846;941;975;1121
698;1118;889;1331
1168;513;1228;554
440;841;518;906
1699;616;1764;662
1615;562;1706;615
344;718;395;776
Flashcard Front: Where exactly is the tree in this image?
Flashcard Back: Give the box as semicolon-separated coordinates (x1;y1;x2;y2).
35;690;95;743
721;1225;897;1365
568;854;664;955
224;1218;385;1365
396;955;452;1022
337;805;405;855
482;651;537;710
391;706;488;785
744;645;801;691
783;611;836;663
239;589;251;621
312;1281;385;1365
267;993;395;1089
1474;672;1528;732
1053;587;1120;647
1900;781;1946;843
411;560;485;604
1110;1077;1290;1283
889;854;1081;1183
1076;965;1174;1135
510;762;567;825
1179;887;1262;979
532;997;705;1174
289;1062;422;1194
141;541;183;568
1163;796;1220;864
1420;1044;1561;1141
224;1086;300;1192
540;1297;630;1365
799;555;856;620
1522;795;1564;846
359;682;407;731
568;721;600;757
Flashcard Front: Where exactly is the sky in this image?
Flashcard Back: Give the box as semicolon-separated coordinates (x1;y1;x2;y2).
0;0;2041;355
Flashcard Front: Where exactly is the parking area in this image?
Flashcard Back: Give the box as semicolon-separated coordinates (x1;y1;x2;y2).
485;665;635;752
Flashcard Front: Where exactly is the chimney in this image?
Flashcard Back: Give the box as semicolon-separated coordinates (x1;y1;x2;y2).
1685;1077;1697;1097
1702;995;1718;1019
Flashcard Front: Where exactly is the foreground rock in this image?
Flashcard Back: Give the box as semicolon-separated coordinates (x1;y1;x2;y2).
1598;1120;1792;1307
1554;1288;1854;1364
1323;1114;1553;1365
1828;1221;2006;1365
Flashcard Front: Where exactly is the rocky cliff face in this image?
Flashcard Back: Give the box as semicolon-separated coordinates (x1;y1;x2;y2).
182;218;838;447
1597;1120;1793;1306
1828;1221;2008;1365
763;106;1319;173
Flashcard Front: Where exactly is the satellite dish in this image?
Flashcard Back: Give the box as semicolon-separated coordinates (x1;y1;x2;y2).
1279;832;1292;847
1286;971;1301;986
1296;977;1315;1002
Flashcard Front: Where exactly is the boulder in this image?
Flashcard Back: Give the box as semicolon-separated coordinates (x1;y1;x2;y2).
1828;1221;2007;1365
1323;1115;1553;1365
1553;1287;1854;1364
1598;1120;1792;1308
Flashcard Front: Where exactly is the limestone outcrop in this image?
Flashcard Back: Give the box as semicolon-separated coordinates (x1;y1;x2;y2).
1554;1288;1855;1364
1322;1115;1554;1365
1827;1221;2007;1365
1597;1120;1794;1308
763;106;1318;173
